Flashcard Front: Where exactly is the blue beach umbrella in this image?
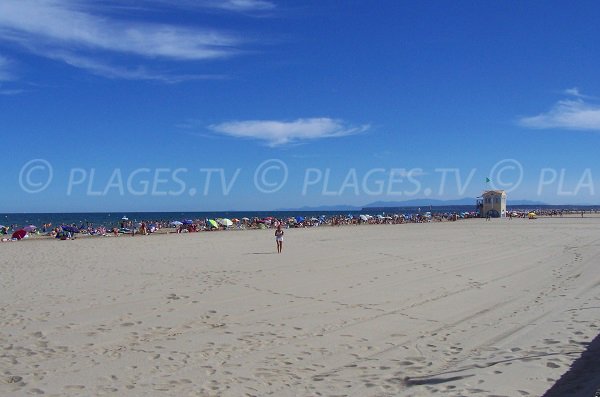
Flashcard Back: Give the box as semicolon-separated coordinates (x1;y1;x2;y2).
295;216;305;223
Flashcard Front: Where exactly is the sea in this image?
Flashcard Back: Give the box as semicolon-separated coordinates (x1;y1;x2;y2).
1;205;598;229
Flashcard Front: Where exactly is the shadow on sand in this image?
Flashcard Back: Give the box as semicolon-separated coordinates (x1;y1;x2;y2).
542;331;600;397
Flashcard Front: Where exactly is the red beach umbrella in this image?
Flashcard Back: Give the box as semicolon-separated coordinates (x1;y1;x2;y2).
12;230;27;240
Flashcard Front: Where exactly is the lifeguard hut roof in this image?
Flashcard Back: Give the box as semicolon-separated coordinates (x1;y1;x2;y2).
480;190;506;197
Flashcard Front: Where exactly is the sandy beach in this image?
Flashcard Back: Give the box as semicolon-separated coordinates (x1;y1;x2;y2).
1;217;600;396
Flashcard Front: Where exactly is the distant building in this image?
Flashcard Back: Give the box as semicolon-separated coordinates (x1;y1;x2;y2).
477;190;506;218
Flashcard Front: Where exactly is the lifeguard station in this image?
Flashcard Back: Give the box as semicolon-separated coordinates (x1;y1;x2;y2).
476;190;507;218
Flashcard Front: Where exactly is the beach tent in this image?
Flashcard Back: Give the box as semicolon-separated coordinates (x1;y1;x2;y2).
258;223;267;229
208;219;219;229
23;225;37;232
12;230;27;240
528;212;537;219
170;221;183;226
295;216;305;223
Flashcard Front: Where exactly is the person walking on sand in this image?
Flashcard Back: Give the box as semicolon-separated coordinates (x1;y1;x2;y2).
275;225;284;253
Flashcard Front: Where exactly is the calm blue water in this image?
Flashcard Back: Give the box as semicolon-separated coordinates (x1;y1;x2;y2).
1;204;598;229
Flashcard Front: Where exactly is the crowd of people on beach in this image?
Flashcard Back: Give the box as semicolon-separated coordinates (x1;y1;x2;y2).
1;208;597;243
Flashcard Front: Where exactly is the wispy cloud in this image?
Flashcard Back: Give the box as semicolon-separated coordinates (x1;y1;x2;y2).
519;91;600;131
138;0;275;12
0;55;14;81
209;118;370;146
45;51;227;82
562;87;598;100
0;0;253;81
205;0;275;12
0;87;25;95
0;55;25;94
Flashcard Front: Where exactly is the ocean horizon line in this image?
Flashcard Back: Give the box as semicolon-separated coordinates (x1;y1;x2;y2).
2;203;599;216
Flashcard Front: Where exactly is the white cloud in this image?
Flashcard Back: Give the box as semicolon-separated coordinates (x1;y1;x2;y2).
519;98;600;131
0;0;240;60
0;0;253;80
209;118;370;146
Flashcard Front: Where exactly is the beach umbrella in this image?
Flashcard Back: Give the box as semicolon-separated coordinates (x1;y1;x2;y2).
231;218;240;223
208;219;219;228
219;218;233;227
242;217;250;221
182;219;193;225
310;217;319;221
121;216;129;221
170;221;183;226
295;216;305;223
23;225;37;232
61;225;80;233
12;230;27;240
359;214;369;221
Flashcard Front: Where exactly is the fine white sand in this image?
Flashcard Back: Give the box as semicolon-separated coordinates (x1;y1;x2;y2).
1;217;600;396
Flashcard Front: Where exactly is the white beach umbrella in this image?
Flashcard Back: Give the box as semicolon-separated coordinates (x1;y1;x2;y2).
359;214;369;221
219;218;233;227
170;221;183;226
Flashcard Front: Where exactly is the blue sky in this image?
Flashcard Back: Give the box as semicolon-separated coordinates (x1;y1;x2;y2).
2;0;600;212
